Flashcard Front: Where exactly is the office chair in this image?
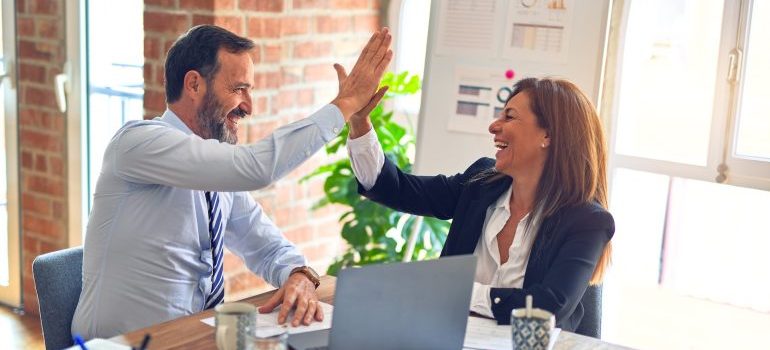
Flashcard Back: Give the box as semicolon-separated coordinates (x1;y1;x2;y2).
575;285;603;338
32;246;83;350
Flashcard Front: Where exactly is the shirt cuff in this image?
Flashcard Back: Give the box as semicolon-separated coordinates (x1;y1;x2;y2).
347;127;380;154
347;128;384;191
470;282;494;318
278;264;305;287
308;104;345;142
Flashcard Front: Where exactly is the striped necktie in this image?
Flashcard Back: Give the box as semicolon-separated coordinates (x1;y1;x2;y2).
205;191;225;309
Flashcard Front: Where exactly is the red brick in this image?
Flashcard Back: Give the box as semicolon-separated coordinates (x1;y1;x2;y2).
263;44;282;63
274;90;297;110
254;71;282;90
316;16;351;33
226;271;269;295
20;130;61;153
18;40;53;61
144;37;161;60
330;0;370;9
19;63;46;83
303;63;336;82
284;225;314;243
274;204;310;226
214;16;243;34
29;0;58;15
34;154;47;172
144;89;167;112
293;0;328;9
155;65;166;86
239;0;283;12
18;17;34;37
247;18;281;39
22;193;51;216
293;41;332;59
247;120;277;142
52;201;64;220
353;14;378;31
36;17;60;39
302;243;337;261
21;151;33;169
144;11;191;35
145;0;176;7
297;88;314;107
23;85;59;109
49;156;64;176
281;16;309;36
23;214;63;238
180;0;215;10
25;174;64;197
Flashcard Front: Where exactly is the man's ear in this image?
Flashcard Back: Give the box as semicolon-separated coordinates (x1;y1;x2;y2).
183;70;205;101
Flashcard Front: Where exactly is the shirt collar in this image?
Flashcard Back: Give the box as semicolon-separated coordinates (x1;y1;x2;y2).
158;108;195;135
493;185;513;212
484;185;533;246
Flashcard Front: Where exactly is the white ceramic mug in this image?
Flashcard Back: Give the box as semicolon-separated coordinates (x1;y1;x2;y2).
215;302;257;350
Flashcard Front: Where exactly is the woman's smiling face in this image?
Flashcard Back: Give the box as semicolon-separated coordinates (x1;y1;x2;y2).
488;91;550;177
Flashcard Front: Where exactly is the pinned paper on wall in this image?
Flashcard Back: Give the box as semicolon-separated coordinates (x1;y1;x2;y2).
435;0;502;57
448;66;521;135
501;0;575;63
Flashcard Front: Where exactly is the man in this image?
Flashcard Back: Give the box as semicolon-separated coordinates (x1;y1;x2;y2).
72;24;392;339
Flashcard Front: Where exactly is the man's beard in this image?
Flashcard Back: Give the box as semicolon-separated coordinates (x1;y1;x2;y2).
195;90;244;145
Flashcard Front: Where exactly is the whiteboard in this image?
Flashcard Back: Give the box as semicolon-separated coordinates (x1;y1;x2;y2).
415;0;610;175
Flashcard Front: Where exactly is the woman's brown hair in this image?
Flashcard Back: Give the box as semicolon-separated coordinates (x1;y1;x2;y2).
511;78;612;284
506;77;612;284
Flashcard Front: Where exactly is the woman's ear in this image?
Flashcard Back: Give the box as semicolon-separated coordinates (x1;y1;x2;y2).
183;70;205;101
541;133;550;149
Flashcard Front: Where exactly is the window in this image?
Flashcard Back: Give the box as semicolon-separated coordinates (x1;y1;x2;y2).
603;0;770;348
0;0;19;307
390;0;432;117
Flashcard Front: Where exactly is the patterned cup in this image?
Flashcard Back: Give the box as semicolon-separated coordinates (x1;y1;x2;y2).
510;307;555;350
215;302;257;350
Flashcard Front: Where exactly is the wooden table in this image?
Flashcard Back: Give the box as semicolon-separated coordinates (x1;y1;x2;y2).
111;275;634;349
110;275;337;349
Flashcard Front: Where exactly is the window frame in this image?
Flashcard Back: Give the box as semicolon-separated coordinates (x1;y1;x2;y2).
603;0;768;192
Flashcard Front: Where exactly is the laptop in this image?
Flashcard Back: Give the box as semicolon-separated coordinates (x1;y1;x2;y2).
288;255;477;350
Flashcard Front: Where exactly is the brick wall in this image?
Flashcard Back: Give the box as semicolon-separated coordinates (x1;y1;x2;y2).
143;0;382;301
16;0;69;314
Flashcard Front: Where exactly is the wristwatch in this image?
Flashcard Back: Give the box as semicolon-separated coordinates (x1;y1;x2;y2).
291;266;321;289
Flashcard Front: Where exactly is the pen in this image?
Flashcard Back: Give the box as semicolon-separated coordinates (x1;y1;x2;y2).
73;334;88;350
138;334;151;350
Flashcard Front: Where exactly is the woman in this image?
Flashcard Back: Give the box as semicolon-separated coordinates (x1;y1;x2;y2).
346;77;614;332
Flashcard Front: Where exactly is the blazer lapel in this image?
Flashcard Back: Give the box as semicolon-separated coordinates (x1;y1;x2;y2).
444;176;512;256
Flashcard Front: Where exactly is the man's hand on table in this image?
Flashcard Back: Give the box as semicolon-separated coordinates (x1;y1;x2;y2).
258;272;323;326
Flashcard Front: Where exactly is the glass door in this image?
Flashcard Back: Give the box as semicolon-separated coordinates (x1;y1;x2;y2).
0;0;21;307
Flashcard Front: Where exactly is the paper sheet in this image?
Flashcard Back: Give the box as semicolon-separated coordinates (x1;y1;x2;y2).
463;316;561;350
448;66;518;135
501;0;575;63
201;302;333;338
64;338;132;350
435;0;501;57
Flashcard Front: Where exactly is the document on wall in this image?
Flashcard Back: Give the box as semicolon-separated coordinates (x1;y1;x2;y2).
435;0;502;57
501;0;575;63
200;302;334;338
448;66;518;135
463;316;561;350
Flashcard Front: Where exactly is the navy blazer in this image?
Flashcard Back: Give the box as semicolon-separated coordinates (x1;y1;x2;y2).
358;157;614;331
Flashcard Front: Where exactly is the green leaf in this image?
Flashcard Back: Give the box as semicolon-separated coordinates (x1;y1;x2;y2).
306;71;453;270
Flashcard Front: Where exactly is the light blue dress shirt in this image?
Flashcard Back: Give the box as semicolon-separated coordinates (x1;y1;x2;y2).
71;105;344;339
